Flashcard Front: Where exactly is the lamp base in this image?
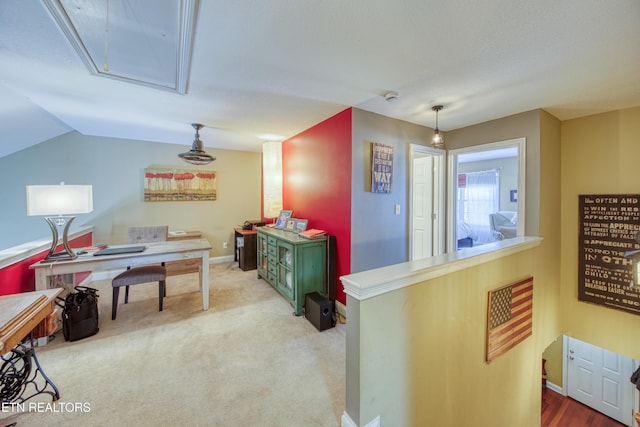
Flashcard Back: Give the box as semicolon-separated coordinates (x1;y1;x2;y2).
42;216;78;262
41;251;77;262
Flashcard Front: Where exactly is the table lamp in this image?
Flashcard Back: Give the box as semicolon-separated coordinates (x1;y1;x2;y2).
26;183;93;261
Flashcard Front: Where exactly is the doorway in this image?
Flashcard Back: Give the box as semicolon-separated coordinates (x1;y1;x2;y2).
565;336;635;426
409;144;445;260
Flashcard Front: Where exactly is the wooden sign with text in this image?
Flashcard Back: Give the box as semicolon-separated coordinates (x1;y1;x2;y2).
371;142;393;193
578;194;640;315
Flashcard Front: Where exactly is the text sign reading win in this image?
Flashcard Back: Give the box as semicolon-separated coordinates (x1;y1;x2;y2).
578;194;640;315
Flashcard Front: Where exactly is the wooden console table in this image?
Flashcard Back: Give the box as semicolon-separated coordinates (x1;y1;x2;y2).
1;288;63;403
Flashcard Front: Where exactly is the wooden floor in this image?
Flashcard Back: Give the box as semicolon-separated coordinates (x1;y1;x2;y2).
541;388;627;427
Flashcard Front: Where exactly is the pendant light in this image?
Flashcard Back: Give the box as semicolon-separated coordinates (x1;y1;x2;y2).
178;123;216;165
431;105;445;149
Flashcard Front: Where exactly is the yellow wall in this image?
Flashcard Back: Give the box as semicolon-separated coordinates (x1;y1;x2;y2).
356;246;551;426
542;336;563;387
447;109;563;350
560;107;640;360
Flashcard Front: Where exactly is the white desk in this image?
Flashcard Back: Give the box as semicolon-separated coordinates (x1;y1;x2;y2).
30;239;212;310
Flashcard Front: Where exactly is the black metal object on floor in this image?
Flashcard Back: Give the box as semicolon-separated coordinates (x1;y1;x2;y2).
1;339;60;404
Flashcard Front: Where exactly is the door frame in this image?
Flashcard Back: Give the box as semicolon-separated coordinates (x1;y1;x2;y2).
408;144;445;260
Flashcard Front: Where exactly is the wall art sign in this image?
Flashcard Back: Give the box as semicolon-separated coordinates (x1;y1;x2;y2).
486;277;533;363
371;142;393;193
578;194;640;315
144;167;217;201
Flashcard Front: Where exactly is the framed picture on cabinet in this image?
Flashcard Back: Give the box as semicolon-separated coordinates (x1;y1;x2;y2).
291;218;308;233
275;210;293;228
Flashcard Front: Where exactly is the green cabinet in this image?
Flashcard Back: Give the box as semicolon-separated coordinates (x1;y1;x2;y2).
257;227;326;315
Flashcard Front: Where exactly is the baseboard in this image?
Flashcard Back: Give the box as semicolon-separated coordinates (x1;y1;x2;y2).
341;412;357;427
342;413;380;427
211;255;233;264
545;381;564;395
341;412;380;427
335;300;347;323
366;416;381;427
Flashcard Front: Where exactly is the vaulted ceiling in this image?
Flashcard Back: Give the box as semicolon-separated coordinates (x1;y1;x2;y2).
1;0;639;159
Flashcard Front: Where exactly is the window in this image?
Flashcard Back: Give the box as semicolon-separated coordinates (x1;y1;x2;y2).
447;138;525;251
457;169;500;245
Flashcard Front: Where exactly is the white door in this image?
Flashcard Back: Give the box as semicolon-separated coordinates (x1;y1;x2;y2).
567;336;634;425
412;155;434;259
409;145;444;261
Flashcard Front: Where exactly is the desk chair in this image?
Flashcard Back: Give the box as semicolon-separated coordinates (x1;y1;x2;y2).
111;226;168;320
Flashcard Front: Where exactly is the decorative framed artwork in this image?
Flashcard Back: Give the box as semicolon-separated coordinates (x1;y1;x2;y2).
275;210;293;228
486;277;533;363
144;167;216;201
291;218;308;233
285;219;296;231
371;142;393;193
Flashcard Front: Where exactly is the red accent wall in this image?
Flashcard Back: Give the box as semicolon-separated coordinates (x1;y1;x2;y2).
0;233;93;296
282;108;352;305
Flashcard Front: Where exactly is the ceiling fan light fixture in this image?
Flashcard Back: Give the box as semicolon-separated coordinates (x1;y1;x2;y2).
178;123;216;165
431;105;445;149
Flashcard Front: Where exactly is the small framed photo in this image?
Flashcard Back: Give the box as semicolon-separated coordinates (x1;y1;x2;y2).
275;210;293;228
285;219;296;231
291;218;308;233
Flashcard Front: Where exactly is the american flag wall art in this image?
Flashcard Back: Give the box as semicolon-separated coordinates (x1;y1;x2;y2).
486;277;533;363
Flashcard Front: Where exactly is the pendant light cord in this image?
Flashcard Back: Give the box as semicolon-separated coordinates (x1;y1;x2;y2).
103;0;110;72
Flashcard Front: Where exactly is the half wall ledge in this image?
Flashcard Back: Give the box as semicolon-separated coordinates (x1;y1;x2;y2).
340;236;543;301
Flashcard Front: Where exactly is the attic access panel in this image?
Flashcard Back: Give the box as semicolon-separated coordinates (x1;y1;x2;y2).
43;0;196;94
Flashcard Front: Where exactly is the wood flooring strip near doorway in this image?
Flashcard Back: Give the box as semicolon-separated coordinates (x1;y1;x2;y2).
541;388;626;427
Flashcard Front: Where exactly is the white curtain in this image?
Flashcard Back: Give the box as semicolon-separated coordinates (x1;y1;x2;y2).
457;169;499;245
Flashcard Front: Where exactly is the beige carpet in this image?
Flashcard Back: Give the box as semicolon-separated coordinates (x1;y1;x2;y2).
1;262;345;427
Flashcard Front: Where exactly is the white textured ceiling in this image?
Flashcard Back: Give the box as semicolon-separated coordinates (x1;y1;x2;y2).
1;0;640;159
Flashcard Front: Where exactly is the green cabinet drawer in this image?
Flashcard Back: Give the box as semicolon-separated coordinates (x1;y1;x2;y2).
267;262;277;275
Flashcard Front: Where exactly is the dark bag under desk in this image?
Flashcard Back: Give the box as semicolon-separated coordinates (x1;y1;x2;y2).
56;285;100;342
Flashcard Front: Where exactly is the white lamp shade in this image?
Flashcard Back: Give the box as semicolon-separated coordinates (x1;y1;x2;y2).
26;184;93;216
